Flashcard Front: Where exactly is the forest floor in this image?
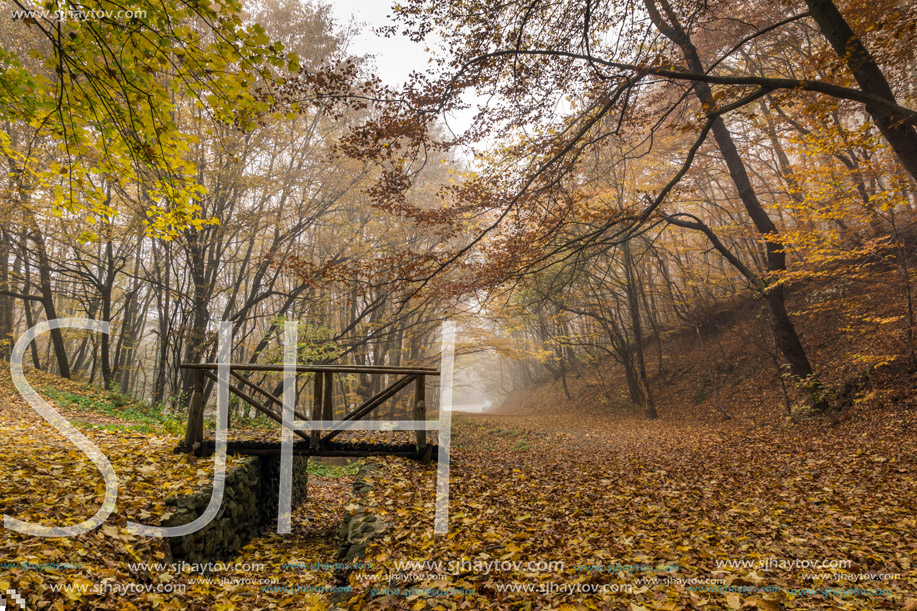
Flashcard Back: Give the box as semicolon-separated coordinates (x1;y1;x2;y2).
340;405;916;611
0;367;914;610
326;272;917;611
1;276;916;610
0;367;357;610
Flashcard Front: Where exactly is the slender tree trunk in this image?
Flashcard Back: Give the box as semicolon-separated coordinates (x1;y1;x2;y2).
19;245;40;369
71;299;99;373
31;232;71;379
0;231;13;360
22;293;40;369
99;286;113;389
152;243;171;405
623;240;657;419
559;357;572;399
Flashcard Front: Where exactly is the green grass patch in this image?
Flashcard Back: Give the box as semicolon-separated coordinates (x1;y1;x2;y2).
70;419;161;434
307;459;362;479
41;386;185;436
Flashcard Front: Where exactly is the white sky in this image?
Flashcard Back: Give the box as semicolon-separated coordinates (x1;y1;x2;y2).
322;1;573;157
326;0;431;88
325;0;480;140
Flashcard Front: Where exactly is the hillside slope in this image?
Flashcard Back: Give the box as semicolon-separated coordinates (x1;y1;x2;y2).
497;269;916;426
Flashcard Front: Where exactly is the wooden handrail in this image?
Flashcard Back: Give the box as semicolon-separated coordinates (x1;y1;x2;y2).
230;370;284;407
199;369;311;441
180;363;439;376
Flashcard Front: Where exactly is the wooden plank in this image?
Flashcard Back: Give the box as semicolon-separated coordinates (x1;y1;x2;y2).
182;363;439;376
414;374;427;456
181;369;206;452
321;374;415;444
311;372;323;450
195;440;438;458
237;447;433;457
200;370;311;442
230;370;282;406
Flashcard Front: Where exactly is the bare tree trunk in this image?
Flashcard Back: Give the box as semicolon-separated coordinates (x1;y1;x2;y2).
181;238;212;401
19;244;41;369
152;242;172;405
0;230;13;359
623;240;657;419
559;357;572;399
31;231;71;379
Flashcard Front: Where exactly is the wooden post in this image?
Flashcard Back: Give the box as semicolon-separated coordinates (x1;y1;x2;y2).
311;373;323;450
322;371;333;421
183;369;206;453
413;374;426;456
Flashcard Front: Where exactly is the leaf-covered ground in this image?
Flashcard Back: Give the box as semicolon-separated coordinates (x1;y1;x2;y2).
0;367;355;610
340;409;916;611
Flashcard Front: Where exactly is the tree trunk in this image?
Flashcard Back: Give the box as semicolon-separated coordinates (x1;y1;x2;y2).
0;231;13;360
646;0;824;409
152;242;172;406
99;282;113;389
804;0;917;182
623;240;657;419
31;232;71;379
621;355;644;405
181;239;212;400
19;245;41;369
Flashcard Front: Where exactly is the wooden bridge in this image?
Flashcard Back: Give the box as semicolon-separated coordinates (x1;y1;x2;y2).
178;363;439;461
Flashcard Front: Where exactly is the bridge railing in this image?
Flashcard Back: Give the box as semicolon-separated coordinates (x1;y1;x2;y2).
178;363;440;458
